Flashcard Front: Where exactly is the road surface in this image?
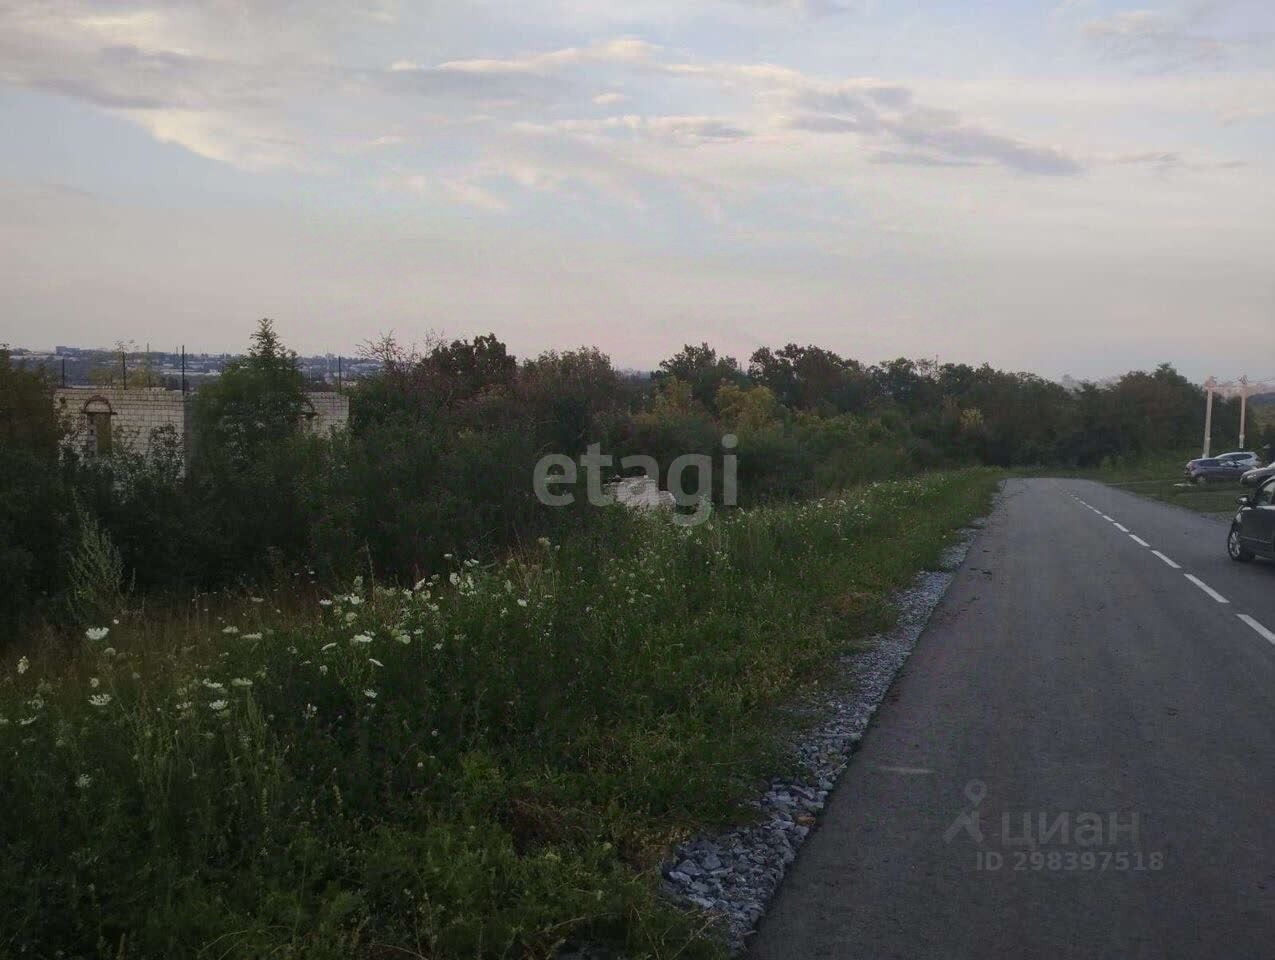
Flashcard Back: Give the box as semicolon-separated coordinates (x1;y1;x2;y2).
749;477;1275;960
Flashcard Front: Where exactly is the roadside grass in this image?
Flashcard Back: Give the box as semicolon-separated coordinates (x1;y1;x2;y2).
1031;453;1247;516
0;470;999;959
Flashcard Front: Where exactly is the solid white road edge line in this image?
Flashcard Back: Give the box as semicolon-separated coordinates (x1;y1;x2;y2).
1129;534;1150;547
1185;574;1229;604
1238;615;1275;645
1152;551;1180;569
1114;523;1130;532
1102;514;1115;522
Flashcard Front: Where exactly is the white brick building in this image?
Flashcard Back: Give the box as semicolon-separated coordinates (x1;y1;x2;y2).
54;387;349;460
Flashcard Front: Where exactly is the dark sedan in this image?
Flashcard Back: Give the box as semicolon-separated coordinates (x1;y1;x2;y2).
1187;458;1247;485
1229;478;1275;562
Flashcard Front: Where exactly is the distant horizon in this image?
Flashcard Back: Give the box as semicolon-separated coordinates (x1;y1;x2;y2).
5;336;1268;393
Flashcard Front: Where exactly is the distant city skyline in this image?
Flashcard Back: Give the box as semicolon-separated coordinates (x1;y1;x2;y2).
1;1;1272;382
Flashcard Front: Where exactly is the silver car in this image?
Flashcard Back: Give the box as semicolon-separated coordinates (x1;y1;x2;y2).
1242;461;1275;487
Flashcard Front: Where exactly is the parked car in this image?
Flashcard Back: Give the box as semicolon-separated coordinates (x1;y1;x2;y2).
1241;462;1275;487
1228;477;1275;562
1186;458;1249;485
1216;451;1261;469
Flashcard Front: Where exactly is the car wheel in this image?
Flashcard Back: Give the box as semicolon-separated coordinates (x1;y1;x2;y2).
1228;526;1254;562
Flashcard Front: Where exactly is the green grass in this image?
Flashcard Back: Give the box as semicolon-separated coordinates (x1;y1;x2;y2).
0;470;999;959
1035;452;1248;515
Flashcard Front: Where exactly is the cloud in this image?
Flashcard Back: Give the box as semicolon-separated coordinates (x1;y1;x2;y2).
869;150;981;168
1082;8;1227;65
775;78;1080;174
432;39;660;75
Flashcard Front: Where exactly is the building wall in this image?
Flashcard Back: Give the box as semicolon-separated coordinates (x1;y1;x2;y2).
303;392;350;436
55;387;189;458
53;387;350;459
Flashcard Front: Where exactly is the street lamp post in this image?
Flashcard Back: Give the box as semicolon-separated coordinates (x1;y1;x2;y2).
1239;375;1248;450
1203;377;1216;459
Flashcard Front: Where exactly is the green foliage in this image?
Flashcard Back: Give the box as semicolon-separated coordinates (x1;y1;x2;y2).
64;504;128;625
0;350;74;631
0;470;998;958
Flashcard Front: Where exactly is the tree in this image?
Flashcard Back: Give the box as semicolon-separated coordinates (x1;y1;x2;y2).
191;319;308;464
748;344;869;413
0;349;74;631
654;343;744;410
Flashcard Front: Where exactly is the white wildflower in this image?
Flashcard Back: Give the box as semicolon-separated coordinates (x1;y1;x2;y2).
348;595;363;606
302;703;318;719
89;677;100;689
318;664;328;675
448;572;460;586
202;680;225;691
250;596;264;604
320;642;337;652
88;693;112;708
19;716;38;726
344;612;357;623
16;656;29;675
76;774;93;790
368;658;383;668
351;634;373;645
230;678;253;688
85;627;110;642
222;626;239;635
395;633;411;645
517;598;528;608
209;699;229;712
319;599;333;607
102;647;116;658
243;632;263;641
363;689;378;700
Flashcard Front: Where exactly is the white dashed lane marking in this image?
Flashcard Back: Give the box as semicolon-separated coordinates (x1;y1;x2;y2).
1238;615;1275;645
1185;574;1229;605
1074;489;1275;650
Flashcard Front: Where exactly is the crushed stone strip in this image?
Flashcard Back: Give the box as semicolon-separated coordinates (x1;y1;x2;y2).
658;521;985;953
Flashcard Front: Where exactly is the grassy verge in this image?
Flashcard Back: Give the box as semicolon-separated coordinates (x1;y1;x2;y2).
1033;453;1246;516
0;470;999;959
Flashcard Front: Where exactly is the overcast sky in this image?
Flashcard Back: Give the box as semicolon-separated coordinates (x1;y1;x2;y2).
1;0;1272;381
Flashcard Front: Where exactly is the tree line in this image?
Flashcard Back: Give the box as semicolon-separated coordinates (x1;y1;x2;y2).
0;321;1262;636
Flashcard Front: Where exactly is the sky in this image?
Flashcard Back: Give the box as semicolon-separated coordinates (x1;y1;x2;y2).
1;0;1272;382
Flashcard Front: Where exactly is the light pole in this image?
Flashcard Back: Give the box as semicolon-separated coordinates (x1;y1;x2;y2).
1203;376;1216;458
1239;374;1248;450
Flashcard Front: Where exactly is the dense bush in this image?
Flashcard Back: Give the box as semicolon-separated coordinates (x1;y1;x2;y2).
0;470;998;958
1;327;1262;643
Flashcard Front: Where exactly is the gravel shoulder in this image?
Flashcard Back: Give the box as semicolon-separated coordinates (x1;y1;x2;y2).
660;514;990;953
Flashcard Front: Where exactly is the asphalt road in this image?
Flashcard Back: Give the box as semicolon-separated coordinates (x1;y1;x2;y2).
749;477;1275;960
